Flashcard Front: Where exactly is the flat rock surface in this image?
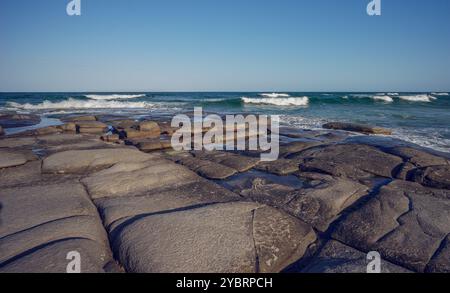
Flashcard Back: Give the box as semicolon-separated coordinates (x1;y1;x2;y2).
333;180;450;272
301;240;411;273
291;144;403;180
412;165;450;191
0;149;31;169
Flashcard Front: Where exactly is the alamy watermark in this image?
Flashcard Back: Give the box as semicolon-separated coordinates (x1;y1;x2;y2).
367;0;382;16
170;108;280;162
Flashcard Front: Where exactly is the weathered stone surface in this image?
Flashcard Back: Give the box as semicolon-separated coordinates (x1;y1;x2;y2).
292;144;403;180
0;239;118;273
412;165;450;191
132;138;172;152
386;147;449;167
109;119;137;129
75;121;107;134
57;122;77;132
101;134;120;143
0;114;40;128
0;150;29;169
426;235;450;273
333;180;450;272
240;173;368;232
193;151;260;172
279;141;323;158
0;215;109;265
253;206;316;273
111;202;314;273
0;137;36;148
42;148;153;174
175;155;238;180
301;240;411;273
323;122;392;135
255;159;299;175
0;125;4;136
82;160;199;199
0;161;42;187
0;183;98;239
95;179;240;231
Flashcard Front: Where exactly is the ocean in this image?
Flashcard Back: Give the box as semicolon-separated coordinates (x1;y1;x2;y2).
1;92;449;153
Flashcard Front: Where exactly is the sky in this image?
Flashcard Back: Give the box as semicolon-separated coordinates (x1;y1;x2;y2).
0;0;449;92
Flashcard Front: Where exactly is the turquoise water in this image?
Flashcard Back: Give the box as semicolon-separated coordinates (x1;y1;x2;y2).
0;92;449;152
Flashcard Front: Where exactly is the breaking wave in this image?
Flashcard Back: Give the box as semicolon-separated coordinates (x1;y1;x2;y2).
7;98;155;110
84;94;146;100
242;96;309;106
259;93;291;98
372;95;394;102
431;92;449;96
398;95;437;102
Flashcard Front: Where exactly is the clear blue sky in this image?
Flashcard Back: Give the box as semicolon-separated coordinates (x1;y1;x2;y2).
1;0;449;92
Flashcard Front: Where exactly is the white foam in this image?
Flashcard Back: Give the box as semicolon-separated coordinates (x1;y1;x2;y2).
85;94;146;100
387;93;399;96
398;95;437;102
259;93;291;98
242;96;309;106
7;98;155;110
372;95;394;102
431;92;449;96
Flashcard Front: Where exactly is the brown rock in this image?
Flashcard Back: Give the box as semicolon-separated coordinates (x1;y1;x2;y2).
57;122;77;132
412;165;450;191
64;115;97;122
138;121;160;133
125;129;160;139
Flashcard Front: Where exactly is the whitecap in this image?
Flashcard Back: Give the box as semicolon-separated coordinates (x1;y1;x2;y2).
7;98;155;110
85;94;146;100
242;96;309;106
431;92;449;96
372;95;394;102
398;95;437;102
259;93;291;98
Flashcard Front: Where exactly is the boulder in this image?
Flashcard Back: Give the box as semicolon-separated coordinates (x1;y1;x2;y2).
301;240;411;273
138;121;161;133
42;148;154;174
323;122;392;135
75;121;107;134
132;139;172;152
57;122;77;132
34;126;62;136
125;129;160;139
385;146;449;168
333;180;450;272
111;202;316;273
101;134;120;143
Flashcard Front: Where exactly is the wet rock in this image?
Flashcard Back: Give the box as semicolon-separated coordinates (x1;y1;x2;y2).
0;113;41;128
323;122;392;135
333;180;450;272
412;165;450;191
111;202;315;273
0;150;30;169
42;148;153;174
293;144;403;180
0;239;118;273
301;240;411;273
255;159;299;175
81;160;200;199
